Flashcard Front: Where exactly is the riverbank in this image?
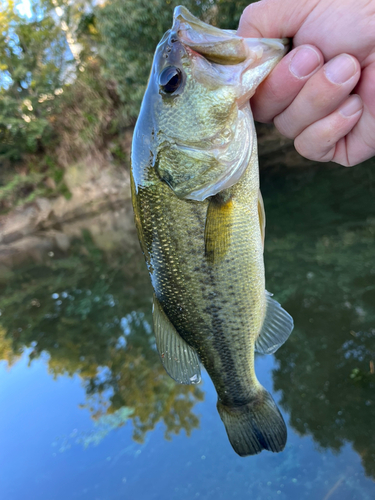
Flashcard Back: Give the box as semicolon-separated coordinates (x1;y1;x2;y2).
0;158;131;270
0;123;319;270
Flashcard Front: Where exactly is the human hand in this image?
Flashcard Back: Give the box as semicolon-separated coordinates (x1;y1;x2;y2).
238;0;375;166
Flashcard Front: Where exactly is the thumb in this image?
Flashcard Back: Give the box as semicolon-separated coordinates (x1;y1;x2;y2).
237;0;315;38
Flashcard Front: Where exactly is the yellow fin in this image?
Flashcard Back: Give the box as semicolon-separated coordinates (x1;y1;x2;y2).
258;189;266;249
204;197;234;264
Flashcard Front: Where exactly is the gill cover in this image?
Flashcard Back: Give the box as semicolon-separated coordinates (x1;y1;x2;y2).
132;7;287;200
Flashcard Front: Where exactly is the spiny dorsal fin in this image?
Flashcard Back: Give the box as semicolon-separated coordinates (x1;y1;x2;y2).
255;291;294;355
204;197;234;264
258;189;266;249
153;296;201;384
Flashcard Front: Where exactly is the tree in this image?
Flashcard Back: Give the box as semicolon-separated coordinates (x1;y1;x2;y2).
206;0;256;30
0;0;73;162
96;0;209;123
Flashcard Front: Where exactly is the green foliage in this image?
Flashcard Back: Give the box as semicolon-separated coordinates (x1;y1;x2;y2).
96;0;256;122
209;0;256;30
0;0;73;162
0;172;44;208
96;0;206;122
0;155;70;212
51;59;122;167
0;0;118;208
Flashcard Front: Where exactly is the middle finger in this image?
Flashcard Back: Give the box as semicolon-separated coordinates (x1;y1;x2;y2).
274;54;361;139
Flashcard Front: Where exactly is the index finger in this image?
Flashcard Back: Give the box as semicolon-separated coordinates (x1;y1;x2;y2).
251;45;324;123
237;1;310;39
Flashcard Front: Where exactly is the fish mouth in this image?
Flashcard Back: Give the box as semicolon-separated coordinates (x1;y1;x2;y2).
172;6;289;66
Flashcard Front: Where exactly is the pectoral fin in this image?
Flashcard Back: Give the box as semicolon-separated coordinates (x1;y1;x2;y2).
153;296;201;384
255;291;294;354
205;197;234;264
258;189;266;249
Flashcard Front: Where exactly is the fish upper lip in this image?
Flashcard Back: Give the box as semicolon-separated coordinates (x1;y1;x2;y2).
172;5;289;61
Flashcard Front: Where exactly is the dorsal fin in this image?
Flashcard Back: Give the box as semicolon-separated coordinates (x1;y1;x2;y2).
153;296;201;384
255;291;294;354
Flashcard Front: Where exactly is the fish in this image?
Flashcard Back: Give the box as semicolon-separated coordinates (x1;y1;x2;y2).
131;6;293;456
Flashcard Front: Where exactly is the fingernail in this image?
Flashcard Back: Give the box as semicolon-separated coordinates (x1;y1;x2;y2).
339;95;363;117
289;47;321;78
325;54;357;84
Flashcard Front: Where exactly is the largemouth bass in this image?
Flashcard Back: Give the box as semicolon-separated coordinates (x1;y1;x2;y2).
131;6;293;456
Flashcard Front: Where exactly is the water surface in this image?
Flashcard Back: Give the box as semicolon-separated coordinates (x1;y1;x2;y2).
0;161;374;499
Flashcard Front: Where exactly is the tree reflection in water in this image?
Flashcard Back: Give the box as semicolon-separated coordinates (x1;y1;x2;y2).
262;162;375;477
0;230;204;444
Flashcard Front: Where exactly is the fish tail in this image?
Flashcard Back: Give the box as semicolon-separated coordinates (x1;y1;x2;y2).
217;387;287;456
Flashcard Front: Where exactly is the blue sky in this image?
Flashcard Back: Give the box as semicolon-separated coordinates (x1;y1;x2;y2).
16;0;32;17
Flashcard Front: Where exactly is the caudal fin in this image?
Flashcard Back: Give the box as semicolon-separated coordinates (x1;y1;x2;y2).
217;388;287;456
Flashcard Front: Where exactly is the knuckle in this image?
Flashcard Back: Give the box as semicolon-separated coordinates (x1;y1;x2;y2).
293;136;312;159
305;80;340;111
311;92;335;110
253;84;282;121
294;135;334;162
274;112;296;139
241;4;255;18
239;4;257;30
252;104;273;123
239;2;270;37
265;78;287;103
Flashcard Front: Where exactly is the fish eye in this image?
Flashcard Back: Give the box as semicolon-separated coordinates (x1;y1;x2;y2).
159;67;182;94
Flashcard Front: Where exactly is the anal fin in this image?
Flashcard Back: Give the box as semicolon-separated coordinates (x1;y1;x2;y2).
153;296;201;384
255;291;294;355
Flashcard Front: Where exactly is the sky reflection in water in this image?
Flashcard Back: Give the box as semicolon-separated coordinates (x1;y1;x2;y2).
0;162;375;499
